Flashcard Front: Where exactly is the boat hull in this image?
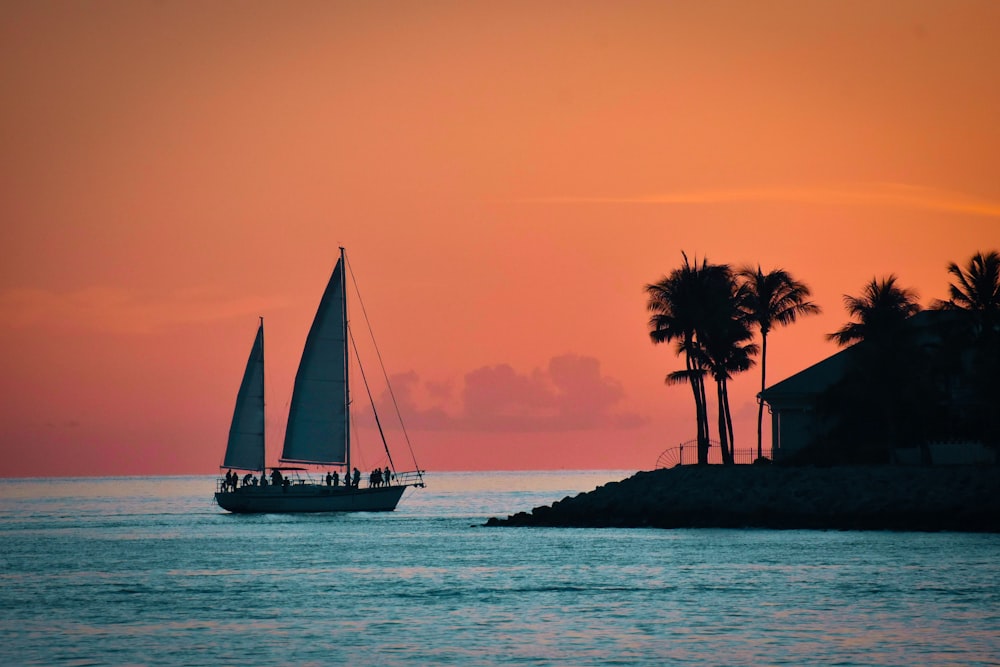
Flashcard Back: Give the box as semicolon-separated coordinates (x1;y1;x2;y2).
215;483;407;513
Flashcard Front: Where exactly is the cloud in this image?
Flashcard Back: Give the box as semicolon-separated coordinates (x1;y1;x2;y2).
374;354;646;432
0;285;288;334
524;182;1000;218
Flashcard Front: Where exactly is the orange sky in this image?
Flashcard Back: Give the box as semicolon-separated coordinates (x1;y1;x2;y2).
1;1;998;476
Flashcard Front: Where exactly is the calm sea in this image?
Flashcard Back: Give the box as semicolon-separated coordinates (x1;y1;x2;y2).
1;471;998;666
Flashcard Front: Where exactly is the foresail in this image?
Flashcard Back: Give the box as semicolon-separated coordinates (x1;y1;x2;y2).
223;322;265;471
281;258;348;465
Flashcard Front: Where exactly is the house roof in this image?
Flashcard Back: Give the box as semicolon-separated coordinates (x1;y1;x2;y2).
760;346;855;405
760;310;959;407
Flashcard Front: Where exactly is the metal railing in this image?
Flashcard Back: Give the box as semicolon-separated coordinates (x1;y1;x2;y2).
655;440;772;469
391;470;427;488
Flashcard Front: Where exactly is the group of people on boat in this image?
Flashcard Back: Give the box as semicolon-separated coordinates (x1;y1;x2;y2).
223;466;393;492
223;469;291;491
322;466;393;488
368;466;393;488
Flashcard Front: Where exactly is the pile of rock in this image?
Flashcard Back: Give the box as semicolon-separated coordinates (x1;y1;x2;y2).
485;465;1000;532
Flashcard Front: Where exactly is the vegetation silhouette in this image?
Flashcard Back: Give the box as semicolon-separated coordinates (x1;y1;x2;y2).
645;253;715;465
648;249;999;467
801;251;999;464
934;251;1000;444
646;255;760;465
738;266;821;460
817;276;925;463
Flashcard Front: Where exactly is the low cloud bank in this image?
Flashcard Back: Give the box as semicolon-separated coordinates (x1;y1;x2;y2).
376;354;646;432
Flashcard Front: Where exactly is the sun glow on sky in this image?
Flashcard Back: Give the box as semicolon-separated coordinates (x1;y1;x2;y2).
1;1;998;476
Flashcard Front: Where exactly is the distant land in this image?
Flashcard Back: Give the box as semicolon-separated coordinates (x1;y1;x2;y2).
486;465;1000;532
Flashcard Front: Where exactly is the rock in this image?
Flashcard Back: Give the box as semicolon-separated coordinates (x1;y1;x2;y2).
485;465;1000;532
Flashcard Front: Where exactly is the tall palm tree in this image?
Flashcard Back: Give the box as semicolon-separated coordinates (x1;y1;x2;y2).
646;253;713;464
697;270;757;464
738;266;821;460
827;275;921;347
648;256;756;465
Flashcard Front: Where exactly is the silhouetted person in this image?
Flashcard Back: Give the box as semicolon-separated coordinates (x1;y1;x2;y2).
352;468;360;489
384;466;392;486
332;471;339;487
326;472;333;487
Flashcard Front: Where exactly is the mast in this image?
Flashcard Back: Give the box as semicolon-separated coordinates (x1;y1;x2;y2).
259;315;265;473
341;246;350;477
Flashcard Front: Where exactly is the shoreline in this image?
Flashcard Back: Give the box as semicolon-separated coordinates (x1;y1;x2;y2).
485;465;1000;532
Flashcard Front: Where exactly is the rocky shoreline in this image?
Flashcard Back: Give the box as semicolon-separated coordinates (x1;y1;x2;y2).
485;465;1000;532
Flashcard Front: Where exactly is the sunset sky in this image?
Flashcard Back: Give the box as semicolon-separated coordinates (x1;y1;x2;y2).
2;1;998;476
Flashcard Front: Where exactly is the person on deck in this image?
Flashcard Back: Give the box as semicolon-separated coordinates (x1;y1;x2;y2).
384;466;392;486
352;468;360;489
326;472;333;487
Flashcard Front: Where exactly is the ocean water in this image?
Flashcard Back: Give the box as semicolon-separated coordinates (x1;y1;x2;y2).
1;471;998;666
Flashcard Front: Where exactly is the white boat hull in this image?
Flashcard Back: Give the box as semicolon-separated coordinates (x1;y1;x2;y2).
215;483;407;513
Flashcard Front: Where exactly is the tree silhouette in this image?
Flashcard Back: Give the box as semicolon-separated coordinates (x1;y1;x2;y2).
825;275;923;460
935;250;1000;326
647;255;755;464
932;250;1000;444
827;275;921;347
646;254;713;464
696;269;756;464
738;266;820;460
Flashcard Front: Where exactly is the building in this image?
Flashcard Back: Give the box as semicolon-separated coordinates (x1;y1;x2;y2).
760;310;997;465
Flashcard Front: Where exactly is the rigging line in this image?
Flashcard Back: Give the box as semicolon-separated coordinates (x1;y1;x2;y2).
348;410;369;471
349;325;397;472
345;253;423;477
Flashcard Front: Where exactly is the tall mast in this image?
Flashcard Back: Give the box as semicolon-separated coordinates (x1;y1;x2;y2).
259;315;265;473
341;246;350;476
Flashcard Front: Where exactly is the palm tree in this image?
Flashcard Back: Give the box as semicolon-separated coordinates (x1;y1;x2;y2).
934;250;1000;327
697;270;757;464
933;250;1000;443
827;275;921;347
738;266;820;460
827;275;922;460
648;256;757;465
646;254;713;464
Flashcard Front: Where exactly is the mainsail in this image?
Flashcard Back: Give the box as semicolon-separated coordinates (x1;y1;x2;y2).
223;320;265;471
281;257;349;465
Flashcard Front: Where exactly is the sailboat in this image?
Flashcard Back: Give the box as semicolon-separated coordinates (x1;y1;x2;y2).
215;247;424;513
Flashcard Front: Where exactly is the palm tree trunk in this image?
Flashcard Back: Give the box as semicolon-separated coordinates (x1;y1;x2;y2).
757;331;768;460
717;379;732;465
686;353;710;465
723;378;736;463
696;373;710;464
